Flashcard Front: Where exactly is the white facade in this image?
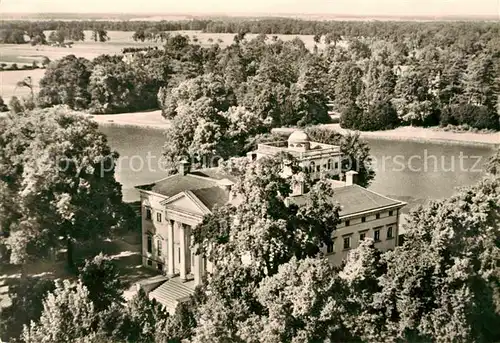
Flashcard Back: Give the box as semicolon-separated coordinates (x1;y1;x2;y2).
250;130;343;180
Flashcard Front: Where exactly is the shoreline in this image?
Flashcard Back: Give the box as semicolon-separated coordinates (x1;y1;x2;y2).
278;124;499;148
87;110;171;131
2;110;498;147
91;112;498;147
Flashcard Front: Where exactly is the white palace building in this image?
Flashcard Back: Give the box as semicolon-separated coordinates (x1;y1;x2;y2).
135;130;406;313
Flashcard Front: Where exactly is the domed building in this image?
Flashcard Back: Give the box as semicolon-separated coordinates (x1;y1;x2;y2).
248;129;343;181
287;130;311;152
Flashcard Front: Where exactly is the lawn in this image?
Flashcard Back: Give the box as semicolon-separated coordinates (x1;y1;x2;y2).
0;228;157;310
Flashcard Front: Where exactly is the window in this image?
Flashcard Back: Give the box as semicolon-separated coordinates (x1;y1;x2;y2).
147;259;153;266
343;236;351;250
178;247;181;264
147;235;152;253
359;232;366;241
374;229;381;242
157;262;163;271
387;226;394;239
376;213;380;219
327;159;333;170
361;217;366;223
326;242;334;254
310;162;315;173
316;165;321;172
389;210;394;216
334;162;339;169
345;220;350;227
157;239;162;256
157;212;162;222
145;208;152;220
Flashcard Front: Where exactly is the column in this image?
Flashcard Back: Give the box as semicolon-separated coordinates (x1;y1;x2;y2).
179;222;187;281
167;220;175;277
193;251;202;286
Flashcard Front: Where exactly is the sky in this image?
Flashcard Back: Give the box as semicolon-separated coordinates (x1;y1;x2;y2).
0;0;498;17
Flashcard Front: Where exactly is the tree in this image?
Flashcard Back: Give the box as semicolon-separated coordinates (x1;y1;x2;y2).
92;29;109;42
111;289;169;343
333;62;363;111
48;29;66;44
38;55;92;110
485;148;500;175
158;73;235;119
88;58;159;113
79;253;124;311
392;65;437;125
8;96;24;114
0;95;8;112
0;107;132;268
252;257;351;342
22;280;97;343
375;176;500;342
190;156;342;341
0;277;56;342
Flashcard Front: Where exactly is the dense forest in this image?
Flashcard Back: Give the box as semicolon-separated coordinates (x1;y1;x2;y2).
27;22;499;138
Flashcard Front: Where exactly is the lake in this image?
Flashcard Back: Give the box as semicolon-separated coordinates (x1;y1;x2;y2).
99;126;497;211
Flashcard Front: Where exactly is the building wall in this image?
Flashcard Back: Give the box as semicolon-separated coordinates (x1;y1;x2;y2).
298;155;342;179
324;207;401;265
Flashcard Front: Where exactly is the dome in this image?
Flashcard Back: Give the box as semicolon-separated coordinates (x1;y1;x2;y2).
288;130;310;143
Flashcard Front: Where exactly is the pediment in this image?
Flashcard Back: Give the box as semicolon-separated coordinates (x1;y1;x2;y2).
160;191;210;216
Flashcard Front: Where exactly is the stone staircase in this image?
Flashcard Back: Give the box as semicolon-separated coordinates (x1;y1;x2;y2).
148;276;195;314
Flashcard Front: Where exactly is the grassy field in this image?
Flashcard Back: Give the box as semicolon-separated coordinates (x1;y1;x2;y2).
0;69;45;104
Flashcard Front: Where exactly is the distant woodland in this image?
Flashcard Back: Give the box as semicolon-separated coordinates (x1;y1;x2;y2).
2;19;500;135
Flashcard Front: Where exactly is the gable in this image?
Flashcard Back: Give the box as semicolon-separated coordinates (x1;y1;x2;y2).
161;192;210;216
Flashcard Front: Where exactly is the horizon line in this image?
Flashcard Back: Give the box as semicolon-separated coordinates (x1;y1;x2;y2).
0;12;499;21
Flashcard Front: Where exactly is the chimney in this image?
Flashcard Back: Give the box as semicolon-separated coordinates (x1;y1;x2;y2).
281;159;293;178
346;171;359;186
178;160;190;176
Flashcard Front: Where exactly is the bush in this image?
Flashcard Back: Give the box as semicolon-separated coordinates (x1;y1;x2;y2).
341;101;399;131
10;63;18;70
9;96;23;114
0;96;9;112
442;104;499;130
78;253;124;311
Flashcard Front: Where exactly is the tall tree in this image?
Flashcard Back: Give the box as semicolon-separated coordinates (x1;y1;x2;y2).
79;253;124;312
22;280;97;343
0;107;132;268
38;55;92;110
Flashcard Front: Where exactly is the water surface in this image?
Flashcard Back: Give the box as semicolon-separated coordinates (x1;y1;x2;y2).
99;126;496;209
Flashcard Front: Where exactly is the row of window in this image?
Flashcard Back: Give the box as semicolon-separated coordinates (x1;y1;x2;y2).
344;210;394;227
305;160;339;173
325;226;394;253
145;208;163;222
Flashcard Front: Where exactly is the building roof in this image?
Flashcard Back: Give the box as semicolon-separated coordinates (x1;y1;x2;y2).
192;186;231;210
288;184;405;218
189;167;239;183
136;174;220;197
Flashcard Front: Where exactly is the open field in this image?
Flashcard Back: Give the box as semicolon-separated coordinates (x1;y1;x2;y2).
0;68;45;103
